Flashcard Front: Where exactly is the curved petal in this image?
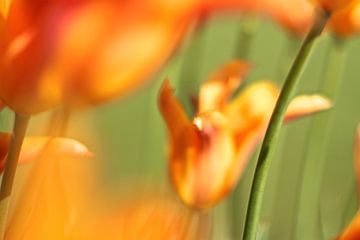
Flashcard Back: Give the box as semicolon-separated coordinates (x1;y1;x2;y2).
199;61;251;113
285;95;332;122
308;0;358;12
0;0;11;18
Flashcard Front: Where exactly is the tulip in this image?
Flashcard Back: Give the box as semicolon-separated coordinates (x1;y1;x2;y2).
337;124;360;240
159;61;331;209
0;0;196;114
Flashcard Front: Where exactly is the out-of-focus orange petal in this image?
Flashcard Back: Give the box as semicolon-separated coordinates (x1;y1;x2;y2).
0;0;11;18
72;193;195;240
198;61;251;113
224;81;279;134
309;0;358;12
201;0;314;35
285;95;332;121
330;2;360;37
337;212;360;240
5;137;92;240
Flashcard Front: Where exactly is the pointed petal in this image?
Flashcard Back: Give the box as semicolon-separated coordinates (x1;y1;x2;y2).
285;95;332;122
159;80;193;142
199;61;251;112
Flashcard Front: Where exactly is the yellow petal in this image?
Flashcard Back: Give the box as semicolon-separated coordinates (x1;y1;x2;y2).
285;95;332;121
199;61;251;112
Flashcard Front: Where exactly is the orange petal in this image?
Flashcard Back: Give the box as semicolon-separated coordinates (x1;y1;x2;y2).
308;0;358;12
6;137;92;239
199;61;251;113
224;81;279;134
158;80;193;142
330;2;360;37
0;0;11;18
338;211;360;239
285;95;332;122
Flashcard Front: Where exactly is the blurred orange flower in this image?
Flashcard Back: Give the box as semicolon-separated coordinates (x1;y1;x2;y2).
308;0;358;12
3;136;92;240
159;61;332;209
337;124;360;240
0;0;196;114
330;1;360;37
200;0;315;35
73;193;195;240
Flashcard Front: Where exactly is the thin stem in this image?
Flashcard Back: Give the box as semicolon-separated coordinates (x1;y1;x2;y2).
195;211;212;240
0;113;30;239
243;10;330;240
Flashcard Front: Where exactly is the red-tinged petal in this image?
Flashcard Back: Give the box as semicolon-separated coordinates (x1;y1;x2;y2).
337;211;360;240
0;133;11;172
285;95;332;122
198;61;251;113
330;2;360;37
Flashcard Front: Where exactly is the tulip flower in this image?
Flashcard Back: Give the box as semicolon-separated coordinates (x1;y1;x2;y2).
337;124;360;240
159;61;332;209
200;0;315;35
2;135;92;240
0;0;196;114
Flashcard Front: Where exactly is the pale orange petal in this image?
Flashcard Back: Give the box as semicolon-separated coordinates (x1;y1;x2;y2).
330;2;360;37
224;81;279;134
285;95;332;122
0;0;11;18
199;61;251;113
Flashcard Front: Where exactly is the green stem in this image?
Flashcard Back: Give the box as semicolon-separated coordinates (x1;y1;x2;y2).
195;211;212;240
242;10;330;240
0;113;30;239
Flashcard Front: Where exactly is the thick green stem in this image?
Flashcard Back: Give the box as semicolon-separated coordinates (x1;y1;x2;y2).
0;113;30;239
243;11;330;240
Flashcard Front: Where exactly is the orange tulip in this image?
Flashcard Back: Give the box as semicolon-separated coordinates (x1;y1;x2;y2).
308;0;359;12
337;124;360;240
3;136;92;240
159;61;331;209
200;0;315;35
329;1;360;37
0;0;197;114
